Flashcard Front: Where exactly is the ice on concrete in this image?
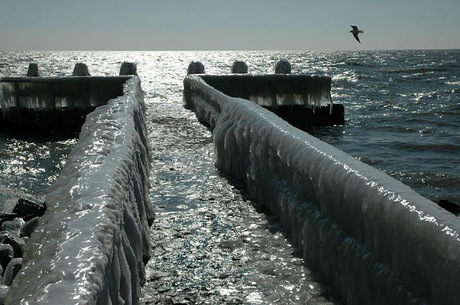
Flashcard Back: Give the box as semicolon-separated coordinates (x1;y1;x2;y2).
197;74;333;112
184;74;460;304
6;76;154;304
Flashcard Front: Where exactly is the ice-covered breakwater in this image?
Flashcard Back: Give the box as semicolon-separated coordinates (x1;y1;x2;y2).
184;74;460;304
193;74;344;129
5;76;155;304
0;75;131;135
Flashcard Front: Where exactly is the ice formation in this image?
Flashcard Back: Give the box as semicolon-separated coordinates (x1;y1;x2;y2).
199;74;332;112
6;76;154;304
0;76;130;111
184;74;460;304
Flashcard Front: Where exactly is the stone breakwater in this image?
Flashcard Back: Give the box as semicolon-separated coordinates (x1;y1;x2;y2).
0;199;46;292
0;62;137;137
184;74;460;305
5;76;155;304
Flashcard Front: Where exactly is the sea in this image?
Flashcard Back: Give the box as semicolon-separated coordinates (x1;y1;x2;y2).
0;50;458;210
0;50;459;303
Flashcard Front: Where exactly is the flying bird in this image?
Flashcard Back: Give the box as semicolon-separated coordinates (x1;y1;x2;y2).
350;26;363;43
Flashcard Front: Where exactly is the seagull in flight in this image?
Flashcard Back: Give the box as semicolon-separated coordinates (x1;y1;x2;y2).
350;25;363;43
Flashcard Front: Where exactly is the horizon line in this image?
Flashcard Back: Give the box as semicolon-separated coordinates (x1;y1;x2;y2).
1;47;460;53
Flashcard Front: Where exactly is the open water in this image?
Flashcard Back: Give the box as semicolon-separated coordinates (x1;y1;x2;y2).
0;50;459;303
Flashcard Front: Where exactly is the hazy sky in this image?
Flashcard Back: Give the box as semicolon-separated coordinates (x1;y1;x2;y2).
1;0;459;51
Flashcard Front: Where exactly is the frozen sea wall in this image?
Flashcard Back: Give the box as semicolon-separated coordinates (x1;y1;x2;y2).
184;74;460;305
6;76;155;304
193;74;344;129
0;76;131;135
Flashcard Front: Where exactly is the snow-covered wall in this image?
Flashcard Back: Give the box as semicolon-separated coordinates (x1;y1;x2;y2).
6;77;155;304
184;74;460;305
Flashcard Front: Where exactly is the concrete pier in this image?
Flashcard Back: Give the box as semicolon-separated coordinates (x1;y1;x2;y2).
275;59;292;74
187;61;205;74
188;74;344;128
0;76;131;135
5;77;154;304
231;61;248;73
72;63;91;76
184;73;460;305
26;63;39;77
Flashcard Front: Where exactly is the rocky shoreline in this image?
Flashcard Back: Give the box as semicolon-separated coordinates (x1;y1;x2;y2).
0;198;45;303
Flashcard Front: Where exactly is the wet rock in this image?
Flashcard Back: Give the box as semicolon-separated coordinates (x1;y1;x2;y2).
1;218;25;233
3;258;22;286
0;244;14;272
13;198;46;222
438;199;460;216
0;233;26;258
19;216;40;239
0;214;19;230
0;284;9;304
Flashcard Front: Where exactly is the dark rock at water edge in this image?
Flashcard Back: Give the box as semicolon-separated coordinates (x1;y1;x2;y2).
3;258;22;286
20;216;40;239
13;198;46;222
0;198;46;289
0;285;8;304
0;233;26;258
0;214;18;227
0;198;45;291
0;245;13;273
1;218;24;233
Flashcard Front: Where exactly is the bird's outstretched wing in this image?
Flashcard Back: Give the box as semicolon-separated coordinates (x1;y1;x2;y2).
353;33;361;43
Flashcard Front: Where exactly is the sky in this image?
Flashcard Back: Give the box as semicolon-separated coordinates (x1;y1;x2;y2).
1;0;459;51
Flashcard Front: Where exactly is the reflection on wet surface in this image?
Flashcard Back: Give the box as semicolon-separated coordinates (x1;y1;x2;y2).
0;136;76;211
141;103;339;304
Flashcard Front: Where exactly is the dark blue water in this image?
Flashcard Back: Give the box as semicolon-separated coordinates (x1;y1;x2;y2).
0;50;459;208
307;50;460;203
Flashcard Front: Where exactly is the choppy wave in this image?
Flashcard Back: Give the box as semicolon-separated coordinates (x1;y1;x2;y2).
384;65;455;75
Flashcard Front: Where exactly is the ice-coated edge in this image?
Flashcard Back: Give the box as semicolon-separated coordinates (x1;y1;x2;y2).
6;76;155;305
184;74;460;304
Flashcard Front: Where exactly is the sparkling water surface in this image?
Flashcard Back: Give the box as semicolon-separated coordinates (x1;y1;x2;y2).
0;50;459;303
1;50;457;206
